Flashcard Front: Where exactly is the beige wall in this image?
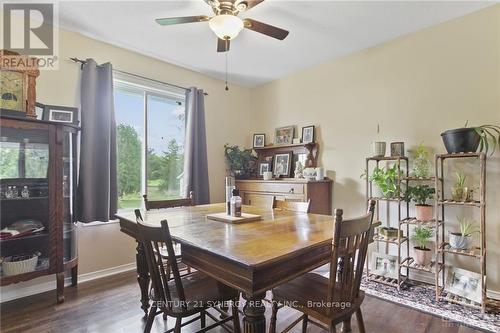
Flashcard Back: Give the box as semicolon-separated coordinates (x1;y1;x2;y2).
1;16;251;297
250;5;500;292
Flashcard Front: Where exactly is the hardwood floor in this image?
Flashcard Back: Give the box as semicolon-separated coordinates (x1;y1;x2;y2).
1;271;480;333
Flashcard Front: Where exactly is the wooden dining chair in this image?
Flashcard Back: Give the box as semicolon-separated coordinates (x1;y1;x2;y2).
269;199;376;333
142;192;194;276
136;215;241;333
272;197;311;213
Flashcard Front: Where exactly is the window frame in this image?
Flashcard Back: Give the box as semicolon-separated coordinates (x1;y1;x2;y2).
113;72;186;210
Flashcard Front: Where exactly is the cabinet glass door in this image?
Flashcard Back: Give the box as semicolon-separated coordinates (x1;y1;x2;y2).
62;131;77;263
0;125;51;277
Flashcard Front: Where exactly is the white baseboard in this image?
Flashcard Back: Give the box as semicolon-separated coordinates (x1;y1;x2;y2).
0;262;136;303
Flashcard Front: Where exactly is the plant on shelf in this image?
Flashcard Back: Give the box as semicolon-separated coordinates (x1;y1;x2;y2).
412;143;430;178
449;217;479;250
451;171;468;202
411;226;434;266
224;144;257;179
441;122;500;156
404;185;435;221
364;164;404;198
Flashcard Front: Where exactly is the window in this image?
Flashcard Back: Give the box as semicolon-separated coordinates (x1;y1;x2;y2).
113;73;185;210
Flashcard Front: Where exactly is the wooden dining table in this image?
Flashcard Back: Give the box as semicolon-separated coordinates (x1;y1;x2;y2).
116;203;335;333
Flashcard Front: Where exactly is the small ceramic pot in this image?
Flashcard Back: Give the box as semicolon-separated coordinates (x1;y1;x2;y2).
414;247;432;266
449;233;472;250
315;167;325;181
451;186;468;202
415;204;433;221
372;142;386;157
379;227;402;238
390;142;405;157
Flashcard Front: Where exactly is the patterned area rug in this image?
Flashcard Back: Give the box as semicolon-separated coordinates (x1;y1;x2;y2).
360;278;500;332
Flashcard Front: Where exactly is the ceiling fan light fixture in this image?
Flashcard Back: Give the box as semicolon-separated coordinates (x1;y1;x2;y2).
209;14;244;40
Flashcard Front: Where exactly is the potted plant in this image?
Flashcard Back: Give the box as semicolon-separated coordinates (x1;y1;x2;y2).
365;165;403;198
449;217;479;250
404;185;435;221
412;143;430;178
224;144;256;179
441;122;500;155
451;171;467;202
411;226;434;266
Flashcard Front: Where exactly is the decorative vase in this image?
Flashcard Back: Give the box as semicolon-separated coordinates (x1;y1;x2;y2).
372;142;386;157
415;204;433;221
449;233;472;250
441;128;480;154
390;142;405;157
414;247;432;266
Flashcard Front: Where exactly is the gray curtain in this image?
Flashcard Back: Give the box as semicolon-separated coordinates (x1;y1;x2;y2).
77;59;117;222
183;87;210;204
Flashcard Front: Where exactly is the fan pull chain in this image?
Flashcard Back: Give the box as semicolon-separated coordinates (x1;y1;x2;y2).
225;40;229;91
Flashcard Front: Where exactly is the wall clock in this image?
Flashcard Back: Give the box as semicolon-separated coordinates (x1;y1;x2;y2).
0;50;40;118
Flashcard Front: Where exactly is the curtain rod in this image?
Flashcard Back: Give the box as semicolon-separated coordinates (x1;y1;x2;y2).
69;57;208;96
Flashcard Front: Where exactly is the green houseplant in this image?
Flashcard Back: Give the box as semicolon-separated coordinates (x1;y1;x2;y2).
224;144;256;179
449;217;479;250
441;122;500;156
411;226;434;266
412;143;430;178
404;185;435;221
451;171;468;202
367;165;404;198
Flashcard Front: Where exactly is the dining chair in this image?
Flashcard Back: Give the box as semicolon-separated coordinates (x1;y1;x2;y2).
272;197;311;213
136;215;241;333
142;192;194;276
269;199;376;333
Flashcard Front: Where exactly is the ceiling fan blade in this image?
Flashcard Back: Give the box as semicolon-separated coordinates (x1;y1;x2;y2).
243;18;289;40
217;38;230;52
155;15;210;26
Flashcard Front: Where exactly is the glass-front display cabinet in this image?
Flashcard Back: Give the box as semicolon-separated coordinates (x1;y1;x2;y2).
0;116;79;303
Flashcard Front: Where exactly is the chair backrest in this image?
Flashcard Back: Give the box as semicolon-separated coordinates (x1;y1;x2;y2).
272;197;311;213
326;199;376;313
143;191;194;210
135;209;186;312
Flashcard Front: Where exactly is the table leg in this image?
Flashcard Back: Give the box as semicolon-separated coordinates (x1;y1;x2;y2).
242;293;266;333
136;241;150;318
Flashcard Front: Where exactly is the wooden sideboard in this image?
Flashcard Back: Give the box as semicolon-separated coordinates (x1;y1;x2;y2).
235;178;333;215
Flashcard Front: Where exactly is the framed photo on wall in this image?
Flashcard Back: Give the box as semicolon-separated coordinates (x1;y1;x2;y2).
302;125;315;144
273;152;292;177
43;105;79;125
274;126;294;145
253;134;265;148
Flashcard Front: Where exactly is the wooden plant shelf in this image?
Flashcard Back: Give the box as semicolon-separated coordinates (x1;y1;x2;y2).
438;152;483;159
367;273;407;288
366;156;408;162
373;234;408;244
369;197;402;202
438;291;482;310
438;200;482;207
401;257;443;273
402;176;436;181
438;243;483;258
400;217;442;228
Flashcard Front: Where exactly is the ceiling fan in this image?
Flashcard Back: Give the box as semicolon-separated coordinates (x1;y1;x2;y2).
155;0;289;52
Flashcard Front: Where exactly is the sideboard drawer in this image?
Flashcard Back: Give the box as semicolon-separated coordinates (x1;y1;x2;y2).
237;182;304;195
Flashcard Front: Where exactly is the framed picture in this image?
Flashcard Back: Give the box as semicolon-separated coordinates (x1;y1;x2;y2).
302;126;315;144
370;252;399;279
253;134;265;148
43;105;79;125
274;126;294;145
273;152;292;177
259;162;272;176
445;267;482;303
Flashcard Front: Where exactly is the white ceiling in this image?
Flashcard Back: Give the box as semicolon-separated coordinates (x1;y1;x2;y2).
58;1;493;87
